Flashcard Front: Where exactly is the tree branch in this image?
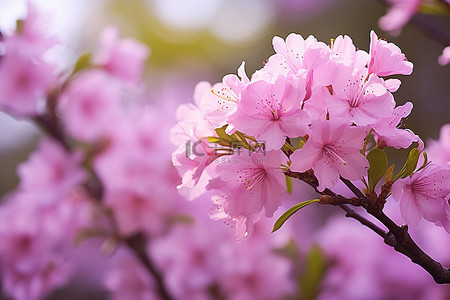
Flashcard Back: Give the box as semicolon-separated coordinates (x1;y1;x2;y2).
284;169;450;284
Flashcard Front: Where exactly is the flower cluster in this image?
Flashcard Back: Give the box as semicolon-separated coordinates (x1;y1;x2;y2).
171;31;450;239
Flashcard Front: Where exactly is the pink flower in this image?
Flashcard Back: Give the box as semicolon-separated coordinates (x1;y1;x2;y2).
290;118;369;191
327;66;395;126
58;70;122;142
94;26;150;85
391;164;450;232
105;249;157;300
0;40;56;116
229;76;310;150
17;138;85;204
378;0;420;35
207;150;286;239
368;30;413;77
438;46;450;66
372;102;423;150
426;123;450;166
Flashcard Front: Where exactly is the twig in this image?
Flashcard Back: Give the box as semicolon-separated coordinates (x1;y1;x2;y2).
284;169;450;284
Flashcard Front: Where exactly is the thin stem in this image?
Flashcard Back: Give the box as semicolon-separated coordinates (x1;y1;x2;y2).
125;234;173;300
284;169;450;284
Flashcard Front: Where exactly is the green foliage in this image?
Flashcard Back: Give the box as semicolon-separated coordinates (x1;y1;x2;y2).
367;148;388;192
72;52;92;75
272;199;319;232
385;164;395;183
286;176;293;194
299;245;327;300
419;0;450;16
393;148;420;181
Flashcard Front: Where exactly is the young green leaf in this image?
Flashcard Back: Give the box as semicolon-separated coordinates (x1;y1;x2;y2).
367;148;388;192
286;175;293;194
72;52;92;74
393;148;420;181
272;199;319;232
385;164;395;183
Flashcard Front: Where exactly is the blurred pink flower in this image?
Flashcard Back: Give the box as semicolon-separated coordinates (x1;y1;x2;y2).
58;70;122;142
17;138;85;204
94;26;150;85
426;123;450;166
378;0;420;36
438;46;450;66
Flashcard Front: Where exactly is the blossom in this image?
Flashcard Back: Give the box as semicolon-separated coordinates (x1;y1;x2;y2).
372;102;423;150
327;66;395;126
368;30;413;77
391;164;450;231
17;138;85;204
438;46;450;66
228;76;310;150
58;70;122;142
426;123;450;166
207;150;286;239
290;118;369;191
94;26;150;85
378;0;420;36
0;40;56;116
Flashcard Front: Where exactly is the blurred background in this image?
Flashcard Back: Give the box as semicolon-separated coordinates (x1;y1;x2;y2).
0;0;449;299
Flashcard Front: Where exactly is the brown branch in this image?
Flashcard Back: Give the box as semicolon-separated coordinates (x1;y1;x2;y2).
125;234;173;300
285;169;450;284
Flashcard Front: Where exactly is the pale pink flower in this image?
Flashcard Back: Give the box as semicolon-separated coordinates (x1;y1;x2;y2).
378;0;420;35
17;138;85;204
58;70;122;142
290;118;369;191
391;164;450;232
331;35;369;68
0;39;56;116
229;76;310;150
207;150;286;239
368;30;413;77
327;66;395;126
426;123;450;166
94;26;149;85
105;249;157;300
372;102;423;150
438;46;450;66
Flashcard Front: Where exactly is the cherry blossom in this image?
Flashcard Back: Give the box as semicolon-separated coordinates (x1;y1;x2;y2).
290;118;369;191
391;164;450;231
426;123;450;166
368;30;413;77
228;76;310;150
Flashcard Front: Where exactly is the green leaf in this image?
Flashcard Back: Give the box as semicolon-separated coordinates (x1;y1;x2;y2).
385;164;395;183
207;137;222;143
393;148;420;181
416;151;430;172
16;19;24;34
72;52;92;74
272;199;319;232
367;148;388;192
419;1;450;16
286;175;293;194
299;245;327;300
